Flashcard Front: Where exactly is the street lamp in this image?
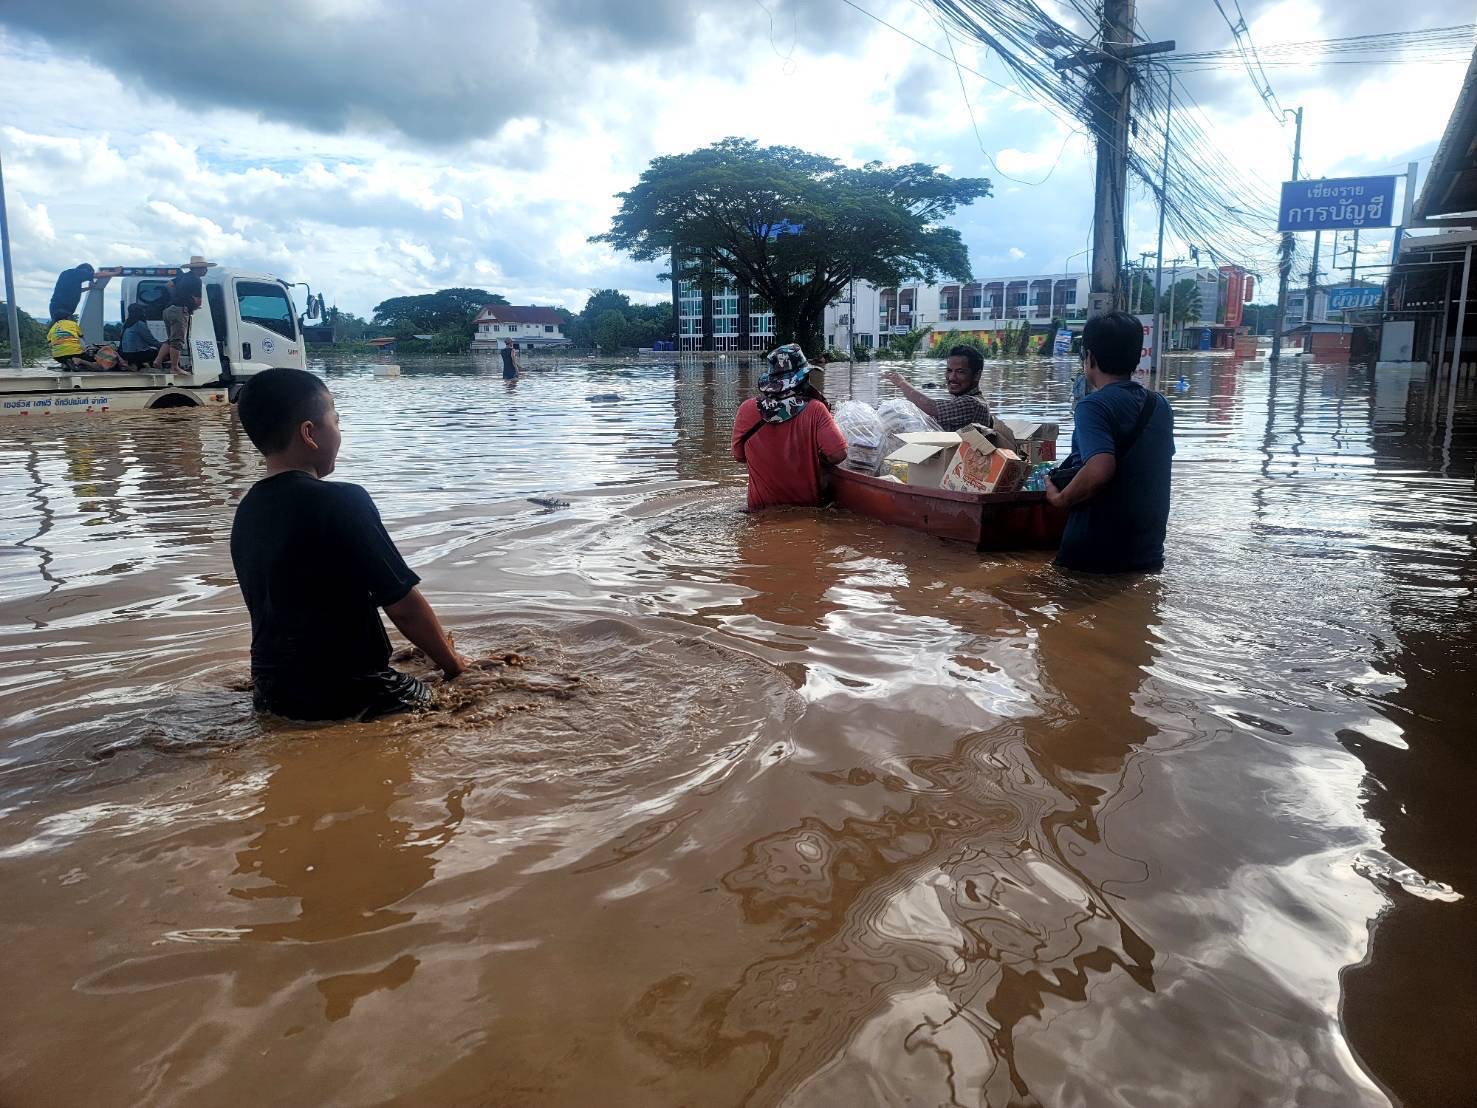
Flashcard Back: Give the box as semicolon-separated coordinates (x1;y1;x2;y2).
1061;247;1090;324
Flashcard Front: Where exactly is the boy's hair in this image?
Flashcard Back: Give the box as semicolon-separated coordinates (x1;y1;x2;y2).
237;368;332;455
125;303;148;325
172;274;203;307
1082;311;1143;376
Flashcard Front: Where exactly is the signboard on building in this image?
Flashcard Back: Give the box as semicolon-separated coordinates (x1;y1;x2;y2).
1327;286;1382;311
1278;176;1397;232
1221;267;1246;328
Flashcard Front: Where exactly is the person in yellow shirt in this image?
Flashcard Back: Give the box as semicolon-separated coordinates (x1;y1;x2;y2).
47;315;105;371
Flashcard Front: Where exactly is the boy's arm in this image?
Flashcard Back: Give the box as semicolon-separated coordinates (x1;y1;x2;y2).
332;485;467;677
384;588;467;679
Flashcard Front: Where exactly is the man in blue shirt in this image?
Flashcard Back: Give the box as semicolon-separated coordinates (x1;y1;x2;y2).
1046;311;1174;573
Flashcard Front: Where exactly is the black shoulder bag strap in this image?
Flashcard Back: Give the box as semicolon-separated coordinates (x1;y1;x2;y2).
1115;389;1160;459
738;418;767;449
738;385;830;451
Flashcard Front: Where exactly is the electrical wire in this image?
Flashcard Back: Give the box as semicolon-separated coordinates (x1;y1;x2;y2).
918;0;1085;186
1209;0;1284;120
926;0;1287;277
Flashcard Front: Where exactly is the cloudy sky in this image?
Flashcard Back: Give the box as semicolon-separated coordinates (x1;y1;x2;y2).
0;0;1469;320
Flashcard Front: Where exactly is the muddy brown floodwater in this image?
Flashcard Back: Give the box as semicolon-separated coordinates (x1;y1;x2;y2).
1;353;1474;1106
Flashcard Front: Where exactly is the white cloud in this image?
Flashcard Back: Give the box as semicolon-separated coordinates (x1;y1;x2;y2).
0;3;1468;320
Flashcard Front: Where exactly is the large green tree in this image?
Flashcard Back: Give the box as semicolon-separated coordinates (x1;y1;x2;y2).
1120;265;1160;314
371;288;507;336
1161;279;1202;327
565;289;674;352
0;303;49;363
593;137;990;355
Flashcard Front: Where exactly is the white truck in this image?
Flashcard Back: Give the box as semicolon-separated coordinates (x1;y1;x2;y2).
1;265;315;417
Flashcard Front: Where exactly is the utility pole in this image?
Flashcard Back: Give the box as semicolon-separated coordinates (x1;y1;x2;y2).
0;141;21;368
1304;228;1321;355
1271;106;1303;362
1166;258;1183;351
1349;229;1359;285
846;277;855;359
1134;250;1154;312
1054;6;1173;318
1090;0;1135;317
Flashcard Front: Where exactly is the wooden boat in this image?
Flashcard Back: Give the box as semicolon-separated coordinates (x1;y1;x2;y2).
829;467;1067;551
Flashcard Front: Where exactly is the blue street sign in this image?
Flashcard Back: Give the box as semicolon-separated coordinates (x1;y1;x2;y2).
1278;176;1397;232
1327;286;1382;311
765;219;805;240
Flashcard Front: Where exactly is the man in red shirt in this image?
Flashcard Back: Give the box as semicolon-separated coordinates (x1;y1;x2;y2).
732;344;848;511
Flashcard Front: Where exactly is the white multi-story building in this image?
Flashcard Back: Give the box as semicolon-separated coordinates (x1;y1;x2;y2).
471;305;571;350
675;278;775;352
823;273;1091;352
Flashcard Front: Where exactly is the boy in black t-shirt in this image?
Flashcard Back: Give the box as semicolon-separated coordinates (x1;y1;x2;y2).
230;368;468;720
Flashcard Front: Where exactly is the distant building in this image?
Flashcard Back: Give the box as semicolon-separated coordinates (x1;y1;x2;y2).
471;305;570;351
820;265;1264;353
673;274;775;353
1383;42;1477;367
822;273;1091;353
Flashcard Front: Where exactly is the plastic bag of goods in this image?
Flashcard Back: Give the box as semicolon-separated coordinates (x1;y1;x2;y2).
876;397;941;458
833;399;885;474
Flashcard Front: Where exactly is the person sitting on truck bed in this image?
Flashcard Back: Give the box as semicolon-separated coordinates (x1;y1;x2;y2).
155;274;201;374
884;345;993;432
46;314;105;371
231;367;470;721
120;304;161;368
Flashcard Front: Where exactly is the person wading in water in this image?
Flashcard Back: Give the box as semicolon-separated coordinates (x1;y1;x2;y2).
731;343;848;511
501;338;520;380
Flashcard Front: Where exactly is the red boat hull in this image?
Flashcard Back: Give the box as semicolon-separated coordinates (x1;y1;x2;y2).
830;468;1067;551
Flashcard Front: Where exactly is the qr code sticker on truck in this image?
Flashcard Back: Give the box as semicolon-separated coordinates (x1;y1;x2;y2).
194;340;216;361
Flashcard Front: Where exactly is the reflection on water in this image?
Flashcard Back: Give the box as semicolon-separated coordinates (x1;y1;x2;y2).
0;351;1474;1105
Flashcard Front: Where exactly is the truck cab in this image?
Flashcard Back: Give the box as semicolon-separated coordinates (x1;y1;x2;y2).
1;263;314;417
80;266;308;385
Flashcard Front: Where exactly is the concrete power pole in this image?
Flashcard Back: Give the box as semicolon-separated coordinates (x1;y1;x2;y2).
1088;0;1137;317
1271;107;1303;362
1052;1;1173;319
1303;229;1321;355
0;141;21;368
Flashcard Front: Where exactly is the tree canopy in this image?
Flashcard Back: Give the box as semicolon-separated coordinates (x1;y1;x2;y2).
0;303;49;362
1161;279;1202;328
563;288;673;352
592;137;990;353
372;288;506;335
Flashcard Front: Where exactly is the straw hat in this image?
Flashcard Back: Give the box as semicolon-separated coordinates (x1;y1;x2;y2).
179;255;219;270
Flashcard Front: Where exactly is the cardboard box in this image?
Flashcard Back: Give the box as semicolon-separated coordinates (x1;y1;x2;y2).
999;419;1060;465
884;431;960;487
940;425;1026;494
